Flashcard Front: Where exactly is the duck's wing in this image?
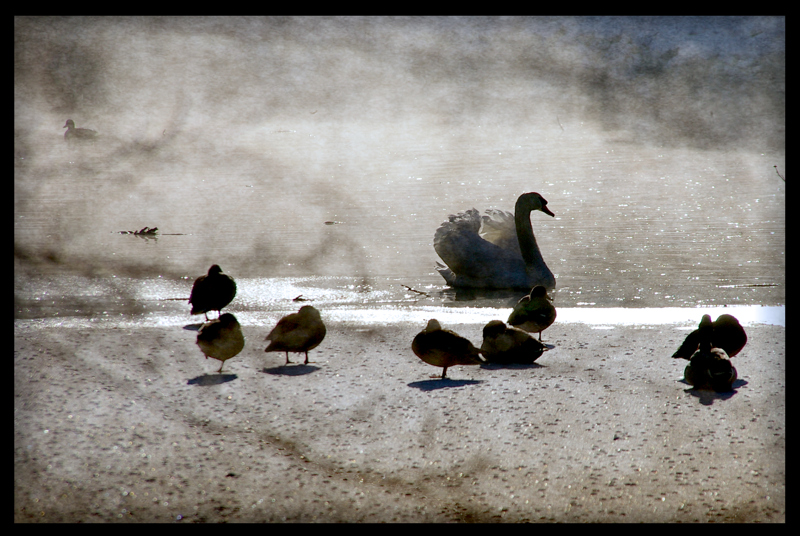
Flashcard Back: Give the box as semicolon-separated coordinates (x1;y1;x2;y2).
266;313;302;341
713;315;747;357
672;328;700;359
189;276;212;312
196;319;223;342
508;296;551;326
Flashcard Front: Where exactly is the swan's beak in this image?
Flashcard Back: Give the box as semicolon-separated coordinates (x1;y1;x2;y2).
541;206;555;217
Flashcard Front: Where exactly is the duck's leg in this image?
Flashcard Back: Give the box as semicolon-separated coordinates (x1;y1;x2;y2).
441;367;448;379
304;351;309;365
285;352;292;365
217;361;224;373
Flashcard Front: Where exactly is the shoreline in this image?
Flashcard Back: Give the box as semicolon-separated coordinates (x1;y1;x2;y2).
14;319;785;522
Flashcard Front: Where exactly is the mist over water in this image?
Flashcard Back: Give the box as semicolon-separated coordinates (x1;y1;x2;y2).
15;16;784;316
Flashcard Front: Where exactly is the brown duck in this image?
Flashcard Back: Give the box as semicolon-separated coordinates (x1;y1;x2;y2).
196;313;245;373
672;314;747;360
507;285;557;341
189;265;237;321
480;320;545;364
63;119;98;142
265;306;326;365
412;319;484;379
682;315;738;392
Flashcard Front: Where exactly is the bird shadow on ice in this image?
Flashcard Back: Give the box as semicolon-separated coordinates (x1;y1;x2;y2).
679;378;749;406
408;378;484;391
262;364;321;376
480;362;544;372
187;374;238;386
182;323;205;331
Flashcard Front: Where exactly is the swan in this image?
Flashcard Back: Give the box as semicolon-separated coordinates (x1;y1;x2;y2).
434;192;555;289
507;285;557;341
480;320;545;364
265;306;327;365
412;319;484;379
63;119;98;141
682;315;738;392
189;265;237;321
672;314;747;360
196;313;245;373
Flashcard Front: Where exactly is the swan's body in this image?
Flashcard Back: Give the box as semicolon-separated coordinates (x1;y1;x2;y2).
196;313;245;373
63;119;98;142
265;306;326;365
682;315;738;392
480;320;545;364
412;319;484;379
672;314;747;360
189;265;237;321
434;192;555;290
507;285;557;341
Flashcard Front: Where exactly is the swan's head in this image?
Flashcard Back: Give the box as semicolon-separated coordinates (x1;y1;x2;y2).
424;319;442;332
64;119;75;129
482;319;507;338
517;192;554;217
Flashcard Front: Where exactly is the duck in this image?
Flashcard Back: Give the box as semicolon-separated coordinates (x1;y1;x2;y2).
196;313;245;373
672;314;747;360
412;319;484;379
63;119;98;142
189;265;237;321
265;305;327;365
480;320;545;364
682;315;738;392
507;285;557;341
433;192;555;290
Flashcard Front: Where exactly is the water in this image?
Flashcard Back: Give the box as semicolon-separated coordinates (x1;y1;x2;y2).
14;17;785;323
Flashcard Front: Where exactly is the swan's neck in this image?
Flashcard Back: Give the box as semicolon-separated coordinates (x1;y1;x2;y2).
514;206;545;267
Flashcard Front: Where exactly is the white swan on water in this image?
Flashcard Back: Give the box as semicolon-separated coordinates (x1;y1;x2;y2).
434;192;556;290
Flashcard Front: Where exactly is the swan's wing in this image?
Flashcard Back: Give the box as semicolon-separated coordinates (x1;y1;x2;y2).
479;209;522;256
434;209;522;281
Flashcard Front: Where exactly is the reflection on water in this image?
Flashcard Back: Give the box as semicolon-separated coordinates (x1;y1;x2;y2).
13;272;785;329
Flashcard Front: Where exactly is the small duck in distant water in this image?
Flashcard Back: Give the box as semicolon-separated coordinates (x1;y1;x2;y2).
480;320;545;364
265;306;327;365
196;313;245;373
682;315;738;392
63;119;98;142
412;319;484;379
672;314;747;360
507;285;557;341
189;265;237;321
